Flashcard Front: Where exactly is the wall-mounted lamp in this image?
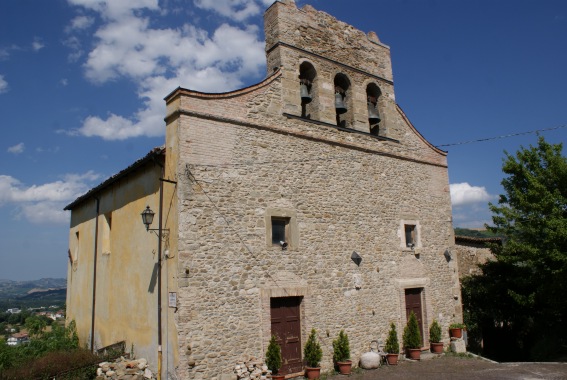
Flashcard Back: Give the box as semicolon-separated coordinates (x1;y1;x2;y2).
351;251;362;266
280;241;288;251
141;206;156;231
444;249;452;262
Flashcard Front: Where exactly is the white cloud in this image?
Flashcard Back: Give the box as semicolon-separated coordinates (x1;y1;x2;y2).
68;15;95;31
194;0;262;22
7;143;24;154
66;1;265;140
63;35;84;62
67;0;159;20
452;203;493;229
0;171;101;224
0;74;8;93
32;39;45;51
450;182;492;206
0;49;9;61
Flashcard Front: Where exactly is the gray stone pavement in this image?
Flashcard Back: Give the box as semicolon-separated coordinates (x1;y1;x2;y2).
323;354;567;380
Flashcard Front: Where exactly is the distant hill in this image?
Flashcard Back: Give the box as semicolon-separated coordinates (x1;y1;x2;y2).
0;278;66;310
454;228;502;239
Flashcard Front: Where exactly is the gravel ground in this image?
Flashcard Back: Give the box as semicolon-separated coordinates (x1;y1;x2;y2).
323;354;567;380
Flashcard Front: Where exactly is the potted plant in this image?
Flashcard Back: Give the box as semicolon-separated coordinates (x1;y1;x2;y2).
429;320;443;354
449;323;466;339
304;328;323;379
403;311;422;360
332;330;351;374
384;322;400;365
266;335;284;380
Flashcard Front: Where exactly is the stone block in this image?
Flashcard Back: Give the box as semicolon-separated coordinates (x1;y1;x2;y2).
450;339;466;353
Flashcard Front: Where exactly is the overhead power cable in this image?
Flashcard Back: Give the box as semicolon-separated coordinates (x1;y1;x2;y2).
435;125;566;148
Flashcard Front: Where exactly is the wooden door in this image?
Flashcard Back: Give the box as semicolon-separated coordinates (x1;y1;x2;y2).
270;297;303;374
405;288;424;347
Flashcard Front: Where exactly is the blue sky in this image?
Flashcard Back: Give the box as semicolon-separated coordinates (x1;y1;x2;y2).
0;0;565;281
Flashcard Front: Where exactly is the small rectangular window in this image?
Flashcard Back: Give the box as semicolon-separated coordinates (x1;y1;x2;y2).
271;217;289;245
405;224;416;247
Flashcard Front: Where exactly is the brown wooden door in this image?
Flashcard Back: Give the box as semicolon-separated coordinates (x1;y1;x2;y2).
405;288;424;347
270;297;302;374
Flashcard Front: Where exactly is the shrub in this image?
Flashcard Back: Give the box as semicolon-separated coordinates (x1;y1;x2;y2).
265;335;282;374
429;320;442;343
384;323;399;354
403;311;422;349
332;330;350;363
0;320;79;372
449;323;466;330
0;348;98;380
303;329;322;368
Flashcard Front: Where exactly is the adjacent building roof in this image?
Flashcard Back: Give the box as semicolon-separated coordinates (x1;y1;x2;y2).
64;147;165;211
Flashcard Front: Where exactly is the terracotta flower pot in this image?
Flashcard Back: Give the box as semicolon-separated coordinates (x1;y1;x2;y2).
336;360;352;375
449;328;463;339
386;353;399;365
305;366;321;379
407;348;421;360
430;342;444;354
271;375;285;380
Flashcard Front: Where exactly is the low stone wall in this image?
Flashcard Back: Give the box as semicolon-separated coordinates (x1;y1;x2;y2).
233;356;272;380
96;357;155;380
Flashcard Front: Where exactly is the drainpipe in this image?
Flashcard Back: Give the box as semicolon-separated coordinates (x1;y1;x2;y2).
155;158;165;380
91;197;100;352
153;153;176;380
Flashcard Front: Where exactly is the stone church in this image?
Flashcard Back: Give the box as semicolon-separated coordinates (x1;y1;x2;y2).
65;1;462;379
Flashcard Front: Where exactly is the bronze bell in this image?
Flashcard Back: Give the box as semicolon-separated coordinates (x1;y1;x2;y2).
335;92;347;114
300;83;312;104
368;101;381;124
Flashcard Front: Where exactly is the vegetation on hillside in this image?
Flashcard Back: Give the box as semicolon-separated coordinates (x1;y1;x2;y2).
454;228;501;239
462;137;567;361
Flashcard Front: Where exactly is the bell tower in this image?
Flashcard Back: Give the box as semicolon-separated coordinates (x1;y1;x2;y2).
264;0;398;138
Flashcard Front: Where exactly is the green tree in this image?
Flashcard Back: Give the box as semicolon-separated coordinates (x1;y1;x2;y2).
463;136;567;361
265;335;282;374
25;316;47;337
384;323;399;354
402;311;421;349
303;329;322;368
332;330;350;363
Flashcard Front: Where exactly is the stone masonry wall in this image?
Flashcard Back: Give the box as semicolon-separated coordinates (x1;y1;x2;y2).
169;97;459;379
166;2;460;379
454;236;498;278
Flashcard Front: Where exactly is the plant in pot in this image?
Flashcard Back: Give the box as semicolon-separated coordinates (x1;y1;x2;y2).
304;328;323;379
449;323;466;339
266;335;284;380
402;311;422;360
332;330;351;375
384;322;400;365
429;320;443;354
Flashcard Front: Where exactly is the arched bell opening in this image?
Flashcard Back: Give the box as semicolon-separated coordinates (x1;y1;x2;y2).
367;83;382;136
299;61;317;119
334;73;351;128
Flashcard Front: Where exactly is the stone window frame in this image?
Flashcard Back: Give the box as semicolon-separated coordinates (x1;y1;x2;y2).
265;207;298;250
399;219;421;251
